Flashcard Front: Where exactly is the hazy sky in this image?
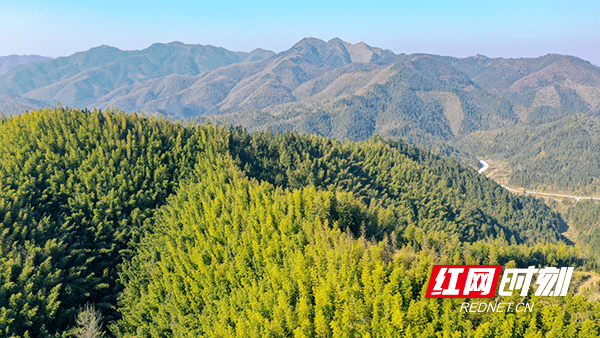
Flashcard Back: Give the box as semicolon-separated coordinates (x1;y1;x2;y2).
2;0;599;64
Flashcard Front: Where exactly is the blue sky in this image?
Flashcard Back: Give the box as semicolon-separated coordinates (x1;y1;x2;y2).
2;0;599;64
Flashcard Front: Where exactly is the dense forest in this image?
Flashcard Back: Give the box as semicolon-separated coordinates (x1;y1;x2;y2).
0;107;598;337
457;113;600;194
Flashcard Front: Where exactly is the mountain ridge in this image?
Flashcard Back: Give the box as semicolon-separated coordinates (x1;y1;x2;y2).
0;42;277;108
0;54;53;77
1;38;600;143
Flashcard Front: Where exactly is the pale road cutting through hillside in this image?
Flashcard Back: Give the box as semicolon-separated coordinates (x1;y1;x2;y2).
477;159;489;174
478;159;600;202
501;185;600;202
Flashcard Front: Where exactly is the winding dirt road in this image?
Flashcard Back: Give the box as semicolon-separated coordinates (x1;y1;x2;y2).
477;159;600;202
500;185;600;202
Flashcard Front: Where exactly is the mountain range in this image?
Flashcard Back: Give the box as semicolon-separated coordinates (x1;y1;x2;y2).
3;38;600;192
0;42;275;115
2;38;599;130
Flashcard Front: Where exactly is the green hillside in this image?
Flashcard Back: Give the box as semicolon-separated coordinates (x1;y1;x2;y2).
0;107;590;337
0;107;210;336
227;129;563;243
116;149;595;337
457;113;600;194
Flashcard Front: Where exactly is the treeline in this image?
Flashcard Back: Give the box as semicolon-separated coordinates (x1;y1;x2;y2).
0;107;595;337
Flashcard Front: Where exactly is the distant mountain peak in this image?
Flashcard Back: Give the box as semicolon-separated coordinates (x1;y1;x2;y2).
0;54;53;77
93;44;119;50
339;39;396;64
0;42;276;108
287;37;396;66
249;47;272;53
293;37;327;47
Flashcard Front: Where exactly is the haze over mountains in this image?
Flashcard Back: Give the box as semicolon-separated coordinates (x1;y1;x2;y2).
0;54;52;77
0;42;275;114
2;38;599;125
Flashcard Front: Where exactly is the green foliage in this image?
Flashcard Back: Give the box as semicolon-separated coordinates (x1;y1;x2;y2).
458;113;600;194
564;200;600;263
115;146;596;337
0;107;213;336
228;129;564;243
0;107;594;337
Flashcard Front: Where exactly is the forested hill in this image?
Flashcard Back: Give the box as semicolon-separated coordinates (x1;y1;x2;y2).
0;107;586;337
206;59;516;147
436;54;600;120
457;113;600;194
